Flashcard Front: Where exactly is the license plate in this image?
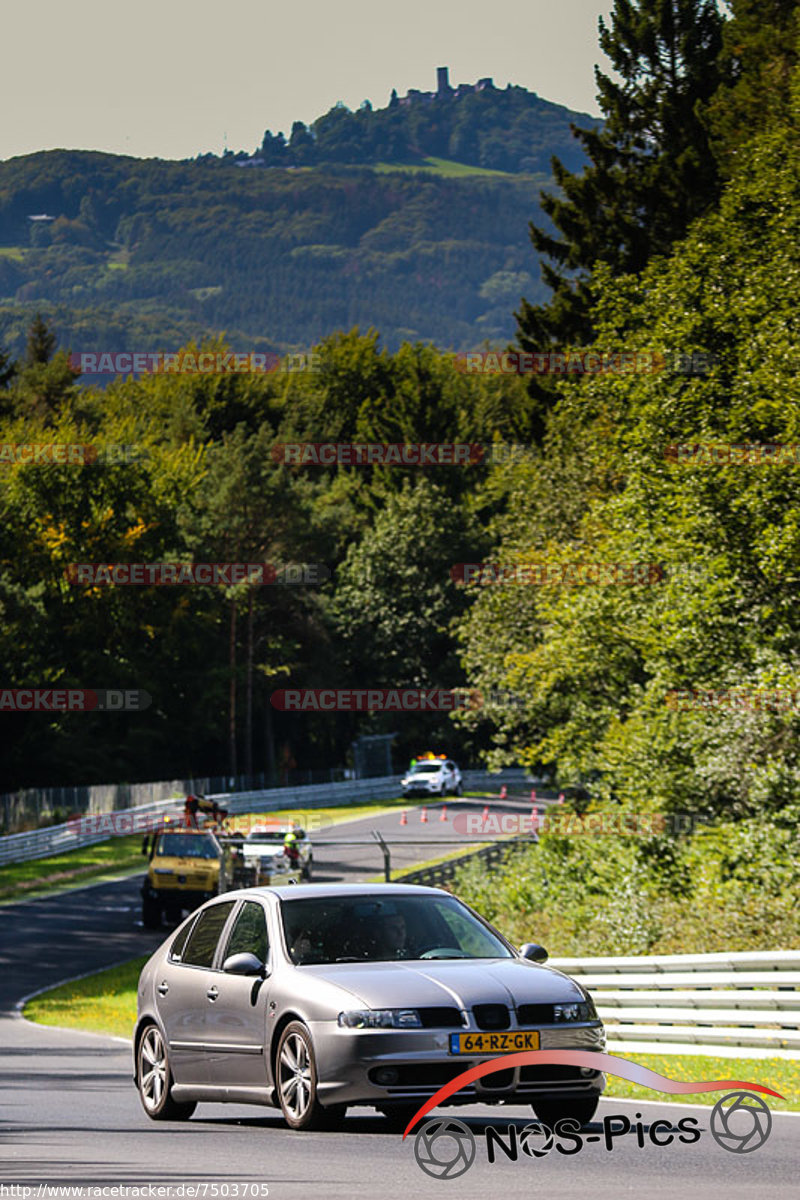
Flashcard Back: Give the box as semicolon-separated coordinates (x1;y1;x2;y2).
449;1031;540;1055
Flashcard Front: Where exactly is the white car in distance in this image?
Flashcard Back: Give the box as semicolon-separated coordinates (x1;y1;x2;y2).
401;758;462;798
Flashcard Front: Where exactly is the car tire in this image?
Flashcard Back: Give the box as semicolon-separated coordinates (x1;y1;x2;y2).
302;857;312;881
276;1021;345;1131
453;782;462;797
530;1096;599;1129
136;1024;196;1121
377;1105;424;1132
141;897;162;929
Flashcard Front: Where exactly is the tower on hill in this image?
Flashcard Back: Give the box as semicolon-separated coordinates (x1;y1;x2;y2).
436;66;451;95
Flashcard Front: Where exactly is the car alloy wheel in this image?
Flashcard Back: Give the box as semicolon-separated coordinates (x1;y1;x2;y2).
276;1021;345;1130
137;1024;196;1121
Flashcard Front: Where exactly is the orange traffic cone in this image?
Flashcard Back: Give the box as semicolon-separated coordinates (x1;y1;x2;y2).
499;785;508;800
531;806;539;832
481;805;489;825
530;788;537;803
420;806;428;823
558;792;565;804
440;804;448;821
400;810;408;825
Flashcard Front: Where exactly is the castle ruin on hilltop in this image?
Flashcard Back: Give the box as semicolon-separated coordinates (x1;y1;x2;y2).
392;67;495;107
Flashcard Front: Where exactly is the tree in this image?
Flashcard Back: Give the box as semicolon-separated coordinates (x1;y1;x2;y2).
26;314;56;365
516;0;724;355
701;0;800;173
463;97;800;816
0;346;16;390
329;479;488;761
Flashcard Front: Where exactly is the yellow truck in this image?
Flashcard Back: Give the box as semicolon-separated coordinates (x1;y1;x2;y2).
140;827;228;929
140;821;302;929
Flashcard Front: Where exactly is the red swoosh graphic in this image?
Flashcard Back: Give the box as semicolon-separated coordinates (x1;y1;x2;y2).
401;1049;784;1139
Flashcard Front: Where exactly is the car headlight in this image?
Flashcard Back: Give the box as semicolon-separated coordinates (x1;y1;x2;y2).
337;1008;423;1029
553;1000;597;1022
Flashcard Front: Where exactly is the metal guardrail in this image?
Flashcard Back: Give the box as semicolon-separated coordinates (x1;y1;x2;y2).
0;770;533;868
549;951;800;1055
397;840;519;886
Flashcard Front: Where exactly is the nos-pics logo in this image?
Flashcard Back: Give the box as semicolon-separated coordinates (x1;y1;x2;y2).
402;1051;781;1178
413;1092;773;1179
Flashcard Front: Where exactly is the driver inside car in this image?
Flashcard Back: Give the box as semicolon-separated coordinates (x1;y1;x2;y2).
373;911;409;959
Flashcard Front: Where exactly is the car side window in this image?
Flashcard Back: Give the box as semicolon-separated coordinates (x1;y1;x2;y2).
180;901;236;968
224;900;269;963
169;917;197;962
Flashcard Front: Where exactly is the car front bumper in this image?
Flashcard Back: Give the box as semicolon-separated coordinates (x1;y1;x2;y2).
308;1020;606;1108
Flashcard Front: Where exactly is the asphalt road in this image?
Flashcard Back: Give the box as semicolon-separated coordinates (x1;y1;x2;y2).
0;800;796;1197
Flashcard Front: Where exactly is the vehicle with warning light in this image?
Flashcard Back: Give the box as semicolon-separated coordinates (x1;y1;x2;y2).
401;754;462;798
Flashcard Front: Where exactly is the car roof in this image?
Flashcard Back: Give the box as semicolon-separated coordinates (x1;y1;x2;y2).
224;882;449;902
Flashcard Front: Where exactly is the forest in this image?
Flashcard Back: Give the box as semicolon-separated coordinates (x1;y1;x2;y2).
1;0;799;846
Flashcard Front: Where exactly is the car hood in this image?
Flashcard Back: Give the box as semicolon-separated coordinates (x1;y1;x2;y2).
301;958;586;1010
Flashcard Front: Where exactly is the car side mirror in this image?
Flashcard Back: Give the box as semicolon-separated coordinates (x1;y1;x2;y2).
519;943;548;963
222;951;267;977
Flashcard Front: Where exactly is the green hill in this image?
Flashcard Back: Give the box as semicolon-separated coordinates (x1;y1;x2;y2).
0;83;595;356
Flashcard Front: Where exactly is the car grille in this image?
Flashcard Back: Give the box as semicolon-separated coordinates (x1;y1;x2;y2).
517;1003;555;1025
478;1068;515;1089
519;1065;602;1083
417;1007;465;1028
473;1003;510;1030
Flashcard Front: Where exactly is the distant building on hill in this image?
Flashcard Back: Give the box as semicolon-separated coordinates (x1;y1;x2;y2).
397;68;495;107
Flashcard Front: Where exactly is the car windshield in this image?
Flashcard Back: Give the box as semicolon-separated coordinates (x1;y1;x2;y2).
246;831;286;842
155;833;218;859
280;894;513;964
409;763;443;774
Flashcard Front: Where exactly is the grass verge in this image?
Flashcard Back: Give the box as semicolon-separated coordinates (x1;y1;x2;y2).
23;955;147;1039
0;836;145;904
0;795;412;903
602;1050;800;1112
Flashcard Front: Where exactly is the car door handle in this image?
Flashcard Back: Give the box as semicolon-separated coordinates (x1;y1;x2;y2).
157;982;169;996
206;986;219;1001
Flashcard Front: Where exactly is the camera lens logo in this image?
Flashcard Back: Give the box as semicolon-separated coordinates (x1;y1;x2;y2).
710;1091;772;1153
413;1118;476;1179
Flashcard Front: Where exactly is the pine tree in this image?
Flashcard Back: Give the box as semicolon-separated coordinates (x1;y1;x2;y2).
702;0;800;174
516;0;724;352
26;313;56;365
0;346;15;389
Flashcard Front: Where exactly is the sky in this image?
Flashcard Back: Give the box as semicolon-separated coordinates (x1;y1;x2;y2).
2;0;615;162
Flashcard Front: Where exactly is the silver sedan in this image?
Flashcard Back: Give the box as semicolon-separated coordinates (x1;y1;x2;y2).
134;883;605;1131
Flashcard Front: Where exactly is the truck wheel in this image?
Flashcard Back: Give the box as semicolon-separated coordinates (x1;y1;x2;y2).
142;897;162;929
